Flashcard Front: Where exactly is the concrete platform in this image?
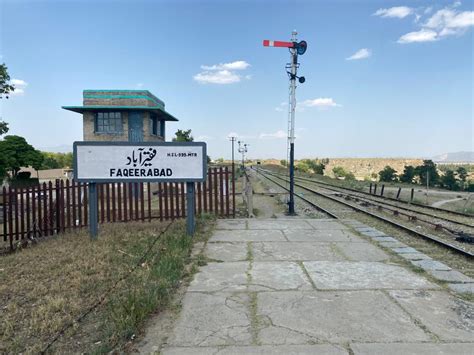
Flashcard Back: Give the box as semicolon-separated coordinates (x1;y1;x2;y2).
258;290;430;343
143;218;474;353
351;343;474;355
303;261;437;290
283;229;363;242
163;344;348;354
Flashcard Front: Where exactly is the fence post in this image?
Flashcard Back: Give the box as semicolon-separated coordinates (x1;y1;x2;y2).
369;183;372;194
380;184;385;197
410;188;414;203
374;184;378;195
55;180;61;233
8;187;14;249
396;187;402;199
89;183;98;239
2;187;7;243
186;182;195;236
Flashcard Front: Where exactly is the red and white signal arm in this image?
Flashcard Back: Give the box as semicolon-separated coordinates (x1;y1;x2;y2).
263;40;294;48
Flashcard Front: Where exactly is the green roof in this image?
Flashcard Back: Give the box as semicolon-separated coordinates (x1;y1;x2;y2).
62;105;179;121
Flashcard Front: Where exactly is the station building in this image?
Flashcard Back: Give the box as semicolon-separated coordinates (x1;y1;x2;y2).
62;90;179;142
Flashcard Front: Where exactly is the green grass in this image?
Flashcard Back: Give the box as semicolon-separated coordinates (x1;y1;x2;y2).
0;214;215;354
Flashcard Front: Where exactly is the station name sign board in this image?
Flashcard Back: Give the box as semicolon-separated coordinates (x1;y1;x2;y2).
73;141;207;183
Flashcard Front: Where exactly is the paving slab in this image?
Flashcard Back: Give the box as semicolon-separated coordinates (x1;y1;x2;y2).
167;292;252;347
303;261;437;290
188;262;248;292
283;229;364;242
205;242;249;262
378;241;408;248
448;283;474;294
355;229;387;238
252;242;345;261
250;262;313;291
247;219;313;230
391;247;419;254
216;219;248;230
398;253;432;261
427;270;473;283
162;344;348;355
389;290;474;341
411;259;451;271
334;242;390;262
304;219;349;230
258;290;430;344
372;236;399;242
210;229;287;242
351;342;474;355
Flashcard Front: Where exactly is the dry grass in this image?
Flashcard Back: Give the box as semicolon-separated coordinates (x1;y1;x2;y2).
0;215;215;354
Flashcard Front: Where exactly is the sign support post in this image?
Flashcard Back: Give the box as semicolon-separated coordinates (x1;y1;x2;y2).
88;182;98;239
186;182;195;236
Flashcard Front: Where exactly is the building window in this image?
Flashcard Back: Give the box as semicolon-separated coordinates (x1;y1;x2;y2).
149;114;162;136
95;112;122;133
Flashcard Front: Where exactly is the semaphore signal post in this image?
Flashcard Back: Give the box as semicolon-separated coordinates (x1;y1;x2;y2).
263;30;307;215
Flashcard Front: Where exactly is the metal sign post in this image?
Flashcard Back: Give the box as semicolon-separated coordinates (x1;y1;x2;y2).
74;141;207;238
263;30;307;215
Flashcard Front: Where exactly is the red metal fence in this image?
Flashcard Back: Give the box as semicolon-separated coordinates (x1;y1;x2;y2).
1;167;234;250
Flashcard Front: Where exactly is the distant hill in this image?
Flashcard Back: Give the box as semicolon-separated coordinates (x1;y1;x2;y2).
432;151;474;163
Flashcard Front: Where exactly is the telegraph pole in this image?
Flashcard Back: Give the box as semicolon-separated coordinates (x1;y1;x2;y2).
263;31;307;215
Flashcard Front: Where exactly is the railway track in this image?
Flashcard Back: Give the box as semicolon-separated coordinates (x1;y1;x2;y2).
253;167;474;259
262;167;473;219
260;168;473;232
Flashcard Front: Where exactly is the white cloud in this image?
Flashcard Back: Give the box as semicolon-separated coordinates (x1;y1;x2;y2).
424;8;474;31
194;70;241;84
398;29;438;43
201;60;250;71
346;48;371;60
194;60;251;84
301;98;341;108
10;78;28;96
259;130;287;139
374;6;414;18
397;5;474;43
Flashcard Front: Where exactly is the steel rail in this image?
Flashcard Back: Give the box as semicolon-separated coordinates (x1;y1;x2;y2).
254;169;339;219
261;168;473;218
256;168;473;258
262;168;474;227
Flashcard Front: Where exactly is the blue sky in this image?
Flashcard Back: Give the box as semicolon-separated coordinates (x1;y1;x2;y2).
1;0;473;160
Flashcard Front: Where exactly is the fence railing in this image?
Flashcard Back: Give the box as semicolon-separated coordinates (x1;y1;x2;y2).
1;167;234;250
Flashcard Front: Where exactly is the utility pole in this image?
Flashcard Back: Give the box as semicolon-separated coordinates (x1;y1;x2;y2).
263;31;307;215
426;170;429;205
228;135;236;217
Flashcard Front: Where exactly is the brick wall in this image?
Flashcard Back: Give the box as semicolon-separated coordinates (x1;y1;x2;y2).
83;111;164;142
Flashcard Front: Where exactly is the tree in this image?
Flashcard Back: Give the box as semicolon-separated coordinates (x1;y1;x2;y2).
0;135;43;178
378;165;397;182
40;152;73;169
0;63;15;99
332;166;347;179
400;165;416;183
172;129;194;142
280;160;287;167
415;160;439;186
456;167;468;189
0;120;8;136
440;170;459;190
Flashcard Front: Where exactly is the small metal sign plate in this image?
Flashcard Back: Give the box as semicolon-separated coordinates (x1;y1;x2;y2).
73;141;207;183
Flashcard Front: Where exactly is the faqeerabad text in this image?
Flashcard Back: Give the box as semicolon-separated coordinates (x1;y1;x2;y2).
110;168;173;177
